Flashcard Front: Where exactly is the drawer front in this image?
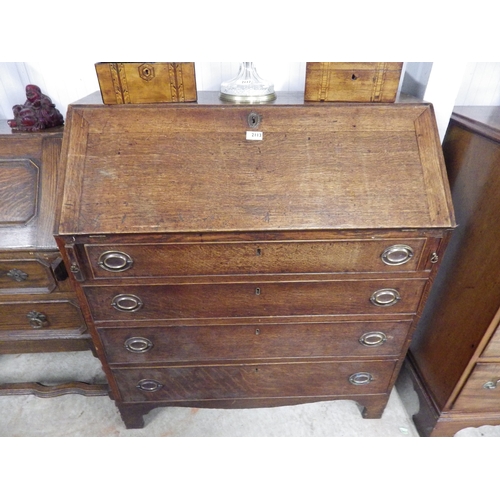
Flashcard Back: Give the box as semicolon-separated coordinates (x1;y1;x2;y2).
98;320;412;365
113;360;397;402
481;323;500;358
0;258;56;294
454;363;500;412
84;239;427;279
0;300;86;337
85;279;427;322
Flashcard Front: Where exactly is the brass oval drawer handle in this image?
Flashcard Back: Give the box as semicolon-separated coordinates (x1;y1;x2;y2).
483;379;500;390
7;268;29;282
370;288;401;307
359;331;387;347
111;294;143;312
349;372;373;386
27;311;49;329
124;337;154;353
381;245;414;266
136;379;164;392
98;251;134;272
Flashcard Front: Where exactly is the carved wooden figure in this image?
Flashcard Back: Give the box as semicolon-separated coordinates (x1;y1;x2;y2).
8;85;64;132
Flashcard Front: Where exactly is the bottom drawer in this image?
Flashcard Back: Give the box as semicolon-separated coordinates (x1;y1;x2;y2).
453;363;500;412
113;360;397;403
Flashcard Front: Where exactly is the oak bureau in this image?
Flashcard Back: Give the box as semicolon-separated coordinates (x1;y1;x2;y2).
55;91;455;428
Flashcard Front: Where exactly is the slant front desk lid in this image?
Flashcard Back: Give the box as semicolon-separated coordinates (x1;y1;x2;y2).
58;92;454;235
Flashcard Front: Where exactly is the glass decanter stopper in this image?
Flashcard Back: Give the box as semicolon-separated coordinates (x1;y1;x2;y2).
220;62;276;103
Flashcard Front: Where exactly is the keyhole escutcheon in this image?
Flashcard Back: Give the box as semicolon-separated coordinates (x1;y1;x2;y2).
247;112;261;128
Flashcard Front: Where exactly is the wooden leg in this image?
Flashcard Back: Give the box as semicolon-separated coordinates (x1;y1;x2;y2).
116;403;149;429
356;396;388;419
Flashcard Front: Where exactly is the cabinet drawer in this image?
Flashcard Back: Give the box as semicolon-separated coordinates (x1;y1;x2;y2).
84;239;427;279
113;360;397;403
0;258;56;294
0;300;86;338
85;279;427;322
453;363;500;412
98;320;412;365
481;324;500;358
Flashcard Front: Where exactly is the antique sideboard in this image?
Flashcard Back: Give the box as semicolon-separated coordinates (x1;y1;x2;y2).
406;106;500;436
55;91;455;428
0;120;108;397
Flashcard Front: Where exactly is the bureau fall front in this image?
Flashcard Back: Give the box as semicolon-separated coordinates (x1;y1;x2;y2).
55;91;454;428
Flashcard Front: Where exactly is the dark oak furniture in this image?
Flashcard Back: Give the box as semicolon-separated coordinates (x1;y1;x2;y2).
0;120;108;397
406;106;500;436
55;91;454;428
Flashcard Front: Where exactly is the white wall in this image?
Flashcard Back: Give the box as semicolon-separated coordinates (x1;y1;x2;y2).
2;62;500;141
0;62;307;120
455;62;500;105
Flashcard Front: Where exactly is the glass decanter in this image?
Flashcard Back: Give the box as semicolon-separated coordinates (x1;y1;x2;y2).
220;62;276;103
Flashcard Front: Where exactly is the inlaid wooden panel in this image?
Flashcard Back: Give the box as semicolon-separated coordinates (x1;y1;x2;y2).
304;62;403;103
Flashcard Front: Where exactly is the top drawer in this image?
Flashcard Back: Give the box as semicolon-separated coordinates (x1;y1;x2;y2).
83;239;428;280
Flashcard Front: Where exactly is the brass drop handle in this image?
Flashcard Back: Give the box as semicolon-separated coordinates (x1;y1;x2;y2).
381;245;414;266
111;294;143;312
136;379;163;392
98;251;134;272
370;288;401;307
7;269;28;282
483;379;500;390
349;372;373;386
27;311;49;329
124;337;154;353
359;331;387;347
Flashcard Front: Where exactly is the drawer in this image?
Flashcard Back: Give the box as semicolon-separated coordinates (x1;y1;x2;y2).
481;323;500;358
85;279;427;322
112;360;397;402
453;363;500;412
0;258;56;294
84;239;427;279
98;320;412;365
0;300;86;338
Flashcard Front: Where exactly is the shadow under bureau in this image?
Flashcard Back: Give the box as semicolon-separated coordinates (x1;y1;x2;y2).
55;91;455;428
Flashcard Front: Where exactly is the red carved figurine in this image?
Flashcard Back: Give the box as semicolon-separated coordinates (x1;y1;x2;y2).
8;84;64;132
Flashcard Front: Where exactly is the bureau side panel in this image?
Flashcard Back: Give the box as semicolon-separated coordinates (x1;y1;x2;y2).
409;121;500;409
